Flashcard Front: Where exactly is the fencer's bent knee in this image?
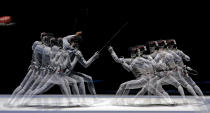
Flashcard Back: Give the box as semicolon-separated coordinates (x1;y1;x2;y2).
120;83;127;89
69;79;77;85
78;77;85;83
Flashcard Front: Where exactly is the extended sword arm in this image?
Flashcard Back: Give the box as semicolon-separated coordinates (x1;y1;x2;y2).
75;50;99;68
108;46;122;63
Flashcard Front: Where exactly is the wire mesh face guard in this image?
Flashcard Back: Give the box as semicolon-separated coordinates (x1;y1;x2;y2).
135;45;147;56
148;41;158;53
42;36;50;46
57;38;63;48
129;47;137;58
69;35;82;49
49;38;57;47
157;40;167;48
136;45;147;52
166;39;177;49
40;32;54;46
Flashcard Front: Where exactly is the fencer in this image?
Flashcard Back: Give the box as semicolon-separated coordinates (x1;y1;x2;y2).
153;40;186;99
21;31;99;104
133;41;182;99
18;39;74;105
21;37;80;103
62;31;99;95
17;35;84;105
108;46;169;99
134;45;171;98
129;45;174;103
167;39;204;98
8;33;51;105
24;31;98;99
57;37;86;95
157;40;198;98
139;40;198;98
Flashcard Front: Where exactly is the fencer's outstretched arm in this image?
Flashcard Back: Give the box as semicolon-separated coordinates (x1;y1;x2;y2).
108;46;132;71
176;50;190;61
108;46;122;63
108;46;132;64
75;50;99;68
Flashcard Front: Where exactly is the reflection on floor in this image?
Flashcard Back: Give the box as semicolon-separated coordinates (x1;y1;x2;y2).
0;95;210;113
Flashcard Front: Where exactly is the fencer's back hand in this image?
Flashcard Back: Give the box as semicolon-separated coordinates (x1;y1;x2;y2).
108;46;113;53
